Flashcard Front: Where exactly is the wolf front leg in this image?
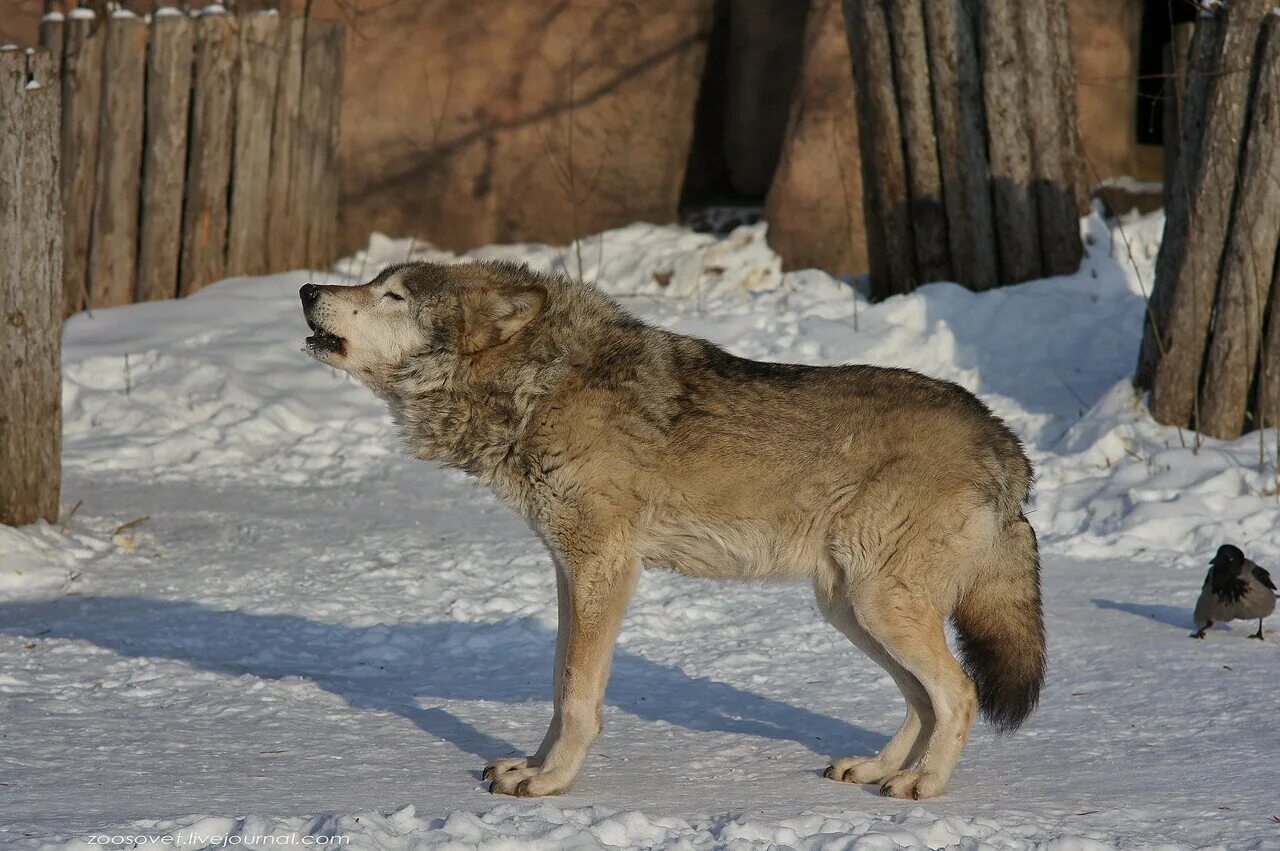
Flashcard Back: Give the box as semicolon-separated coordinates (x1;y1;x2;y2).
488;548;640;797
484;558;571;781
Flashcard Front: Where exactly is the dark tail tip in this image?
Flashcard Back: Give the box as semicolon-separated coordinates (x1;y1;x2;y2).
955;622;1045;733
953;516;1046;733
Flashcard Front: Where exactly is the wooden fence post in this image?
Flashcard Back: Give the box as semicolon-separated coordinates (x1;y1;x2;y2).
179;10;238;297
136;9;194;303
1047;0;1088;214
1146;0;1267;429
842;0;915;299
1019;0;1082;276
227;10;282;277
305;19;343;270
289;18;332;270
38;5;64;65
843;0;1084;298
979;0;1041;284
266;16;304;272
57;8;105;317
1;49;63;526
88;12;147;309
925;0;997;290
886;0;950;283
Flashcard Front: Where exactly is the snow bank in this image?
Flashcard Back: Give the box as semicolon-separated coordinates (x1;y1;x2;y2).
336;210;1280;570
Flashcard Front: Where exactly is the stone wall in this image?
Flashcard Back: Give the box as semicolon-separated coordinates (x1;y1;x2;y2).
314;0;714;254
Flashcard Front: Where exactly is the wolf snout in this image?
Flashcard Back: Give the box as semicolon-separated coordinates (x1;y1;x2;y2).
300;283;320;306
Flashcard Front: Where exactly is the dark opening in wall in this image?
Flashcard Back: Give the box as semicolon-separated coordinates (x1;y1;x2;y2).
681;0;734;210
1137;0;1199;145
679;0;809;232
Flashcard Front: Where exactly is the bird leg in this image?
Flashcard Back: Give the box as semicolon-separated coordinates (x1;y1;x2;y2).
1191;621;1212;639
1249;619;1264;640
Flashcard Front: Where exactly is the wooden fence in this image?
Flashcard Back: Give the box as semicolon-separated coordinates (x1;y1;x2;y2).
40;8;344;316
843;0;1087;299
1;47;62;526
1137;0;1280;440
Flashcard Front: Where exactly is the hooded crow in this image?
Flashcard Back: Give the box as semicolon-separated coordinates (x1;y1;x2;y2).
1192;545;1276;640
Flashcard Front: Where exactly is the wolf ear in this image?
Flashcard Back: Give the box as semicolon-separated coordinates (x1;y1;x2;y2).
458;283;547;353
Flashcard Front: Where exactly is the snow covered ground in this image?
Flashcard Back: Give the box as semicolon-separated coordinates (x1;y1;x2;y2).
2;211;1279;849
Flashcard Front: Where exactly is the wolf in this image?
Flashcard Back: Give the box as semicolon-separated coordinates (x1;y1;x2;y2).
299;260;1045;800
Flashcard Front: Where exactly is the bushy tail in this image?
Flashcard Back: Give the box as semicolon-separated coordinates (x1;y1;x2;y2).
952;516;1045;733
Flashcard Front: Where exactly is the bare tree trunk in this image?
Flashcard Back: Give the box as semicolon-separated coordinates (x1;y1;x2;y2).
1202;21;1280;438
1162;22;1195;204
1256;250;1280;433
1148;0;1268;428
1136;14;1224;390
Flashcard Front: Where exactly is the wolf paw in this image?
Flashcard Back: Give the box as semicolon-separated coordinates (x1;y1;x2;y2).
879;769;946;800
823;756;894;785
482;756;536;781
487;766;572;797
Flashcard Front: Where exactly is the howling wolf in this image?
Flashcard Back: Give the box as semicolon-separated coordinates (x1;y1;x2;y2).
300;261;1045;800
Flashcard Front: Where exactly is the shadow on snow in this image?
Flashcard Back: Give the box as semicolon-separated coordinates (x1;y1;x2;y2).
0;595;884;766
1092;598;1193;630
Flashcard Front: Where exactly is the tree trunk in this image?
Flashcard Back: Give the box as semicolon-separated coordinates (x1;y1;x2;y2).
1148;0;1268;428
1202;21;1280;438
1162;22;1195;204
1136;14;1223;390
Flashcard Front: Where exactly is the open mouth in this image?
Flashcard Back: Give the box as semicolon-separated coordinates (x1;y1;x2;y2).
305;317;346;356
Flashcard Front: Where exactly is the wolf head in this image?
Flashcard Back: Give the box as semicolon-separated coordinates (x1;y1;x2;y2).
300;262;547;397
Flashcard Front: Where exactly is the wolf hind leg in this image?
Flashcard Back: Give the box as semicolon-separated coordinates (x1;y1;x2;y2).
815;579;934;785
848;578;977;800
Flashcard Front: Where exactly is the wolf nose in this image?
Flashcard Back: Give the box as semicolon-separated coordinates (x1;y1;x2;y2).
300;283;320;305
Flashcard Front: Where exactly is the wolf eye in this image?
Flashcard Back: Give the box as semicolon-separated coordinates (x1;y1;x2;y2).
383;291;405;301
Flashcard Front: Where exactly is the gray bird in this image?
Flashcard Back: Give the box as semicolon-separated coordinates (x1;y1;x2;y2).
1192;545;1276;640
